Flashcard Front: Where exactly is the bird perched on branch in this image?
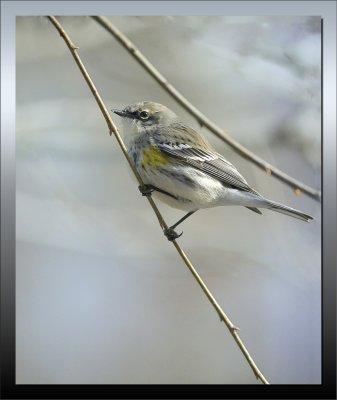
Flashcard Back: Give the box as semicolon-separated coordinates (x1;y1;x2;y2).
112;102;313;241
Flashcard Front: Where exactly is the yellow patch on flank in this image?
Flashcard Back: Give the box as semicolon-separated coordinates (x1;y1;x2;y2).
141;146;169;168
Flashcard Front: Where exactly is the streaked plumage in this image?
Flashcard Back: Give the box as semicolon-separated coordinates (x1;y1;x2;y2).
113;101;313;235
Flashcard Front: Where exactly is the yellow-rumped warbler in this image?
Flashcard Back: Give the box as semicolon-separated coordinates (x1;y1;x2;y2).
112;102;313;240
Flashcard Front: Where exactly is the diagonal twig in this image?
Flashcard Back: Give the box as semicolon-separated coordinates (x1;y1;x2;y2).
92;15;321;202
47;15;270;384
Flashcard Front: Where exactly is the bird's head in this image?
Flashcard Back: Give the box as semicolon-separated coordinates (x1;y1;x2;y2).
112;102;178;133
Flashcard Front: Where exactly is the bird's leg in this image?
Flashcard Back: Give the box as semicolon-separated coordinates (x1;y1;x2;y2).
138;184;178;200
138;185;196;241
164;211;196;241
170;211;196;230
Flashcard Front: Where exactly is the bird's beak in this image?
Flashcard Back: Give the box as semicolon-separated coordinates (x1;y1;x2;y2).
111;109;128;117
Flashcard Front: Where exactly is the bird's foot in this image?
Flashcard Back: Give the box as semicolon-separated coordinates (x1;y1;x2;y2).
163;227;183;241
138;184;154;197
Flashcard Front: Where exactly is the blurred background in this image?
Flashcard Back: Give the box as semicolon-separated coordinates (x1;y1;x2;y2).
16;16;321;384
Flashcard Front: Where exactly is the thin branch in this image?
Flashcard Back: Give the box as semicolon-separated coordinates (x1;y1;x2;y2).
92;15;321;202
172;243;269;384
47;16;269;385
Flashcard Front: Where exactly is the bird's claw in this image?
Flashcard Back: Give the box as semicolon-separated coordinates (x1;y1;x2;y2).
164;228;183;241
138;184;154;197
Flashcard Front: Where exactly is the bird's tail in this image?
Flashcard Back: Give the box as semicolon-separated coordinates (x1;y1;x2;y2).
266;200;313;222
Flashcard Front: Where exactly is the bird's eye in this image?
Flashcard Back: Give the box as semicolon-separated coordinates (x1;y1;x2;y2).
139;111;150;120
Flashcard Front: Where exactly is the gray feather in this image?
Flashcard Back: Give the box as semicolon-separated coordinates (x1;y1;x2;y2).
155;133;258;194
246;206;263;215
266;200;313;222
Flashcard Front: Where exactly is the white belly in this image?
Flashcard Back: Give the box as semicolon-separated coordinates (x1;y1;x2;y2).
139;164;226;212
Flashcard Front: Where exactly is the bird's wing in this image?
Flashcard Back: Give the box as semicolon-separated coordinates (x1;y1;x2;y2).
156;141;257;193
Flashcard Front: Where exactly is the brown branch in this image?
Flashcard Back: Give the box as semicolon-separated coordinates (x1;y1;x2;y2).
92;15;321;202
47;15;269;385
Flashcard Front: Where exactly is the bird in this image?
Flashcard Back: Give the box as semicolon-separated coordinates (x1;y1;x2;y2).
112;101;313;241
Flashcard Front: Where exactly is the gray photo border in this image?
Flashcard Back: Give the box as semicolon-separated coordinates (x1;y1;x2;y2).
1;1;336;398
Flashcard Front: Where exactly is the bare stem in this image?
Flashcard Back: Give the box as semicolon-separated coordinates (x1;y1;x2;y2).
172;243;269;384
92;15;321;202
47;16;269;384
